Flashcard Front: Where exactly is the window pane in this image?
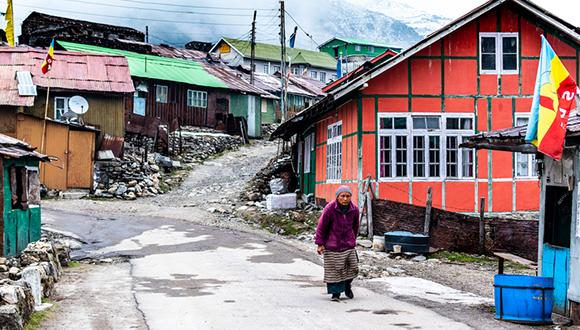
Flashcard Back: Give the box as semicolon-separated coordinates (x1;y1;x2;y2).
502;37;517;53
413;117;426;129
394;117;407;129
413;136;425;177
481;37;496;53
516;117;528;126
426;117;440;129
395;136;407;177
461;137;474;177
379;136;392;177
502;54;517;70
380;117;393;129
446;118;459;130
428;136;440;177
482;54;496;70
516;153;529;177
446;136;458;177
460;118;473;130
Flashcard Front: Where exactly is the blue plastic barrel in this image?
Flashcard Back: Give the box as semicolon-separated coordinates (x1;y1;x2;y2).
494;274;554;324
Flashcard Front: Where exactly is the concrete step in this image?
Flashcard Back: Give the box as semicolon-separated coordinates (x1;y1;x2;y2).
61;189;90;200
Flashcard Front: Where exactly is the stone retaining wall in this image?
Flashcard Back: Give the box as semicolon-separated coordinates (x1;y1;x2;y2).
0;239;70;330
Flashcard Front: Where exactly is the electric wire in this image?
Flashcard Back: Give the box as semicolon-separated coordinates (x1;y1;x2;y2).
14;4;251;26
284;8;320;47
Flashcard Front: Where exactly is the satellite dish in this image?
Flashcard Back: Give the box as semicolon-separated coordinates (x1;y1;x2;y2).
68;96;89;115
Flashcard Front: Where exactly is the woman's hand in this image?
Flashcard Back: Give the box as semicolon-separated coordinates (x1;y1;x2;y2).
317;245;325;255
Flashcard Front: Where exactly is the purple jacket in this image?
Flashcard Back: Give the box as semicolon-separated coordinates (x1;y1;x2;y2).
315;200;360;252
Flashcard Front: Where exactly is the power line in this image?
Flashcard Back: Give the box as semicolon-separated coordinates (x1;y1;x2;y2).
28;0;277;17
116;0;276;11
284;8;320;47
15;4;251;26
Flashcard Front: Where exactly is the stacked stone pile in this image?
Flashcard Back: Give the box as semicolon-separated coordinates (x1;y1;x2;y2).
260;123;279;138
93;155;163;200
171;128;244;164
0;239;70;329
241;152;293;201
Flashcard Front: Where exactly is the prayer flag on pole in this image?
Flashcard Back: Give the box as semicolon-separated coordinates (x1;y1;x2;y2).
41;39;55;74
289;26;297;48
5;0;14;46
524;35;578;161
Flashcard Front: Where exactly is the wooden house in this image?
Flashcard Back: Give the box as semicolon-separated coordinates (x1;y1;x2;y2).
463;114;580;321
210;37;338;84
0;133;48;257
271;0;580;214
59;41;273;138
0;46;133;190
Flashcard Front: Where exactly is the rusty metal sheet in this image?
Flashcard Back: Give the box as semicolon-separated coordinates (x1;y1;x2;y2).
0;47;135;107
99;133;124;158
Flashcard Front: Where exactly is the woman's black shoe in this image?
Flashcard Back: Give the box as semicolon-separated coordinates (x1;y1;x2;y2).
345;288;354;299
331;293;340;301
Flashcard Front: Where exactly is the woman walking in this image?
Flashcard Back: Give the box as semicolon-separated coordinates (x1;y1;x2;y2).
315;185;360;301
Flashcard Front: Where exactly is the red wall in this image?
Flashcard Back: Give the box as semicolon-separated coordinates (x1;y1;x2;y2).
312;2;578;213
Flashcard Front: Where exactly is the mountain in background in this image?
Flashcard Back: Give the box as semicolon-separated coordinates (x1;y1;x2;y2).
343;0;453;37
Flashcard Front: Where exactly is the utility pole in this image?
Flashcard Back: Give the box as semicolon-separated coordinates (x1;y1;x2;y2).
250;10;257;85
145;26;149;43
279;0;287;121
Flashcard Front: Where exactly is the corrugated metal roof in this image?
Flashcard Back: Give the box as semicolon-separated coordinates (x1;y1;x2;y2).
0;133;48;161
0;46;134;107
217;38;337;70
148;44;277;98
59;41;228;89
318;37;402;51
462;114;580;153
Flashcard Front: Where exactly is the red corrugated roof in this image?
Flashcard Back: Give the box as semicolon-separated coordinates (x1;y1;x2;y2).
0;46;134;107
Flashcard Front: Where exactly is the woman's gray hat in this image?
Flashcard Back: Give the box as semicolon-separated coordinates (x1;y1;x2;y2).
336;185;352;197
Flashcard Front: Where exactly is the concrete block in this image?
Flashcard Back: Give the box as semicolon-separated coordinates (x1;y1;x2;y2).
266;193;296;210
21;267;41;306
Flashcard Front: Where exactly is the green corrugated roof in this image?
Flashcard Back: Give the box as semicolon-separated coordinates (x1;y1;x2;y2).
222;37;336;70
59;41;228;89
319;37;402;51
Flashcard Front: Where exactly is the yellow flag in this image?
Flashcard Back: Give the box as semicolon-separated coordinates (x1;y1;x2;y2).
5;0;14;46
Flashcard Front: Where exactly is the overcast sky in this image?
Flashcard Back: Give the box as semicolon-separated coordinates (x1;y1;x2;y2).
1;0;578;47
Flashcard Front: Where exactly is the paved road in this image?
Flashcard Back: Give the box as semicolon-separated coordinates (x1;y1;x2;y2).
40;142;473;329
42;209;468;330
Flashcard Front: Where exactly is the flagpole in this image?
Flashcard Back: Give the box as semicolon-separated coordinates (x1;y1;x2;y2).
40;75;51;154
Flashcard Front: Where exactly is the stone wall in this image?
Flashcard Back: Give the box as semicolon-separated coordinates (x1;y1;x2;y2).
372;199;538;261
0;239;70;330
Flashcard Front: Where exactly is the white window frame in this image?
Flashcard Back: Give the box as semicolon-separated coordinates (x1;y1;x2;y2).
304;133;314;174
368;46;375;53
445;116;475;179
319;71;327;83
263;64;270;74
273;65;280;73
514;114;536;178
310;70;318;79
326;121;342;183
411;116;442;179
479;32;519;75
156;85;168;103
187;90;208;108
377;113;475;182
354;45;361;52
54;96;69;120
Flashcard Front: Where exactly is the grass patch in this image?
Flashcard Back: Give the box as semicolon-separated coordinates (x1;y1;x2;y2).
239;209;319;236
67;261;81;268
430;251;495;264
24;299;56;330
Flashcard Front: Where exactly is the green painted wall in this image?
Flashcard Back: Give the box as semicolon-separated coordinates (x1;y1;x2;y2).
229;93;262;137
3;158;42;257
261;99;278;124
319;40;389;58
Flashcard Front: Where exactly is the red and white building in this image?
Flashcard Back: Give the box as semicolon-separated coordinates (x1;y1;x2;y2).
272;0;580;213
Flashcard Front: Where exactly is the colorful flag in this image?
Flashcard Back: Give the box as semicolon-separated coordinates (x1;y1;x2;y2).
524;35;578;160
289;26;297;48
41;39;55;74
5;0;14;46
